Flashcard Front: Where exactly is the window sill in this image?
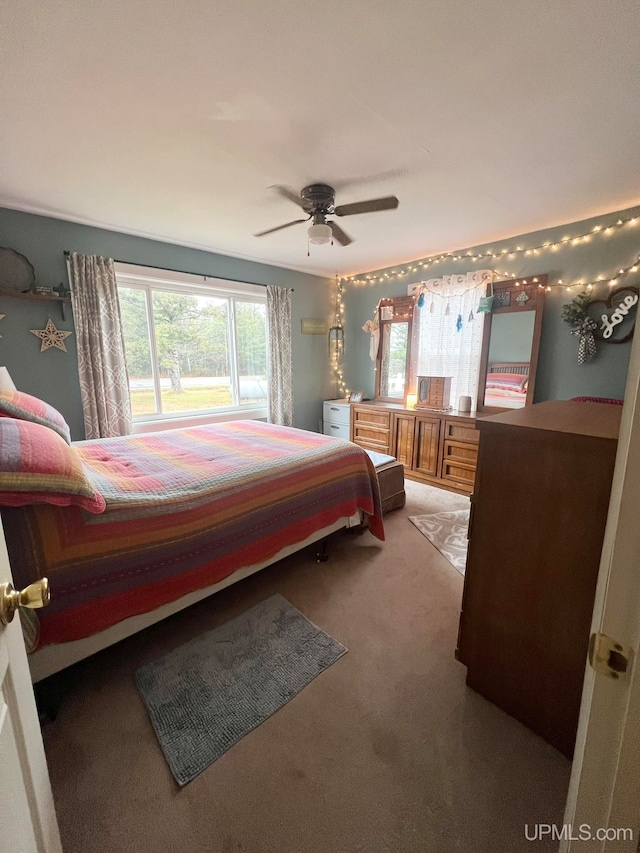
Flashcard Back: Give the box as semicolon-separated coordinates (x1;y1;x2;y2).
132;407;268;434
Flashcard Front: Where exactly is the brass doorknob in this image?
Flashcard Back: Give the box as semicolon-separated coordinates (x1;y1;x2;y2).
0;578;50;626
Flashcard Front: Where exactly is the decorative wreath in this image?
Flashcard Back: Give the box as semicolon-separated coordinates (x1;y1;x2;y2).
561;291;598;364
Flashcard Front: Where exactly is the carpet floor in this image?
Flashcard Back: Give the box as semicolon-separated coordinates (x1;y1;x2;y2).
42;479;570;853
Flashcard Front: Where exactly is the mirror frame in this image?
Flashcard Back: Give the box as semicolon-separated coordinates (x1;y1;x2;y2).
477;275;546;413
375;295;416;403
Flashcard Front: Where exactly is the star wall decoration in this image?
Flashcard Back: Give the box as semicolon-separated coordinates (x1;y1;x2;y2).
30;319;73;352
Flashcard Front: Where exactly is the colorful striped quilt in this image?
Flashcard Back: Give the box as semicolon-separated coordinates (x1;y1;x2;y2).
3;421;383;648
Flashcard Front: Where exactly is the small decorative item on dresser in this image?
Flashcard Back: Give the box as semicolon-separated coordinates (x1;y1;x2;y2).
415;376;452;411
458;395;472;413
405;392;417;409
349;390;364;403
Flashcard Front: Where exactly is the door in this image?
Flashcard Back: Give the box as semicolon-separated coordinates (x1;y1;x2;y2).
392;413;415;467
0;516;62;853
413;415;440;476
561;322;640;851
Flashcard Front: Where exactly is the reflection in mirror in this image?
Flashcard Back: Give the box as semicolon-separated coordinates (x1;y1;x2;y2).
483;311;535;409
374;294;415;402
379;322;409;399
477;275;546;412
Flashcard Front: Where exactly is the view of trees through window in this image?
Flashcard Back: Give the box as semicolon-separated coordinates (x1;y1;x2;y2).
118;286;268;418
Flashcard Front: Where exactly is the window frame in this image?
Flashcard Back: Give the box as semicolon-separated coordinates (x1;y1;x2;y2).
114;263;269;429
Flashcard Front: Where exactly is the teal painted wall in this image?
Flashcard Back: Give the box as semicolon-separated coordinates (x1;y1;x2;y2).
0;208;334;439
343;204;640;403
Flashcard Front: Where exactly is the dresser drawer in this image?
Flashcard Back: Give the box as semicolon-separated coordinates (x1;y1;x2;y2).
352;426;390;452
352;407;391;430
323;401;351;426
441;440;477;489
323;421;350;439
445;420;479;444
441;460;476;489
443;439;478;467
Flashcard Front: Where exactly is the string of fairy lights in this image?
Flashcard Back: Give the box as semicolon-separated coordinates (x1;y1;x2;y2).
341;212;640;287
330;212;640;398
330;278;349;397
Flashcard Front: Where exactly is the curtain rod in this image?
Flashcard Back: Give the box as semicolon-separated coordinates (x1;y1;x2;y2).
63;252;293;291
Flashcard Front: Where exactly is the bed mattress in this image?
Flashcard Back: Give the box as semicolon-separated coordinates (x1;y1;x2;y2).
3;421;383;648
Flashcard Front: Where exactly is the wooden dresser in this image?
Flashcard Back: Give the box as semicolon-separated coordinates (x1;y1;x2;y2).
456;401;621;757
350;401;484;494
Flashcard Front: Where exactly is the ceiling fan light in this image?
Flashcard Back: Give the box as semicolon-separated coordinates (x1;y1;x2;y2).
308;223;332;245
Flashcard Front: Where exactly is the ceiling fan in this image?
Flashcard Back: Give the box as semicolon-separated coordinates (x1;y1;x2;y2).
254;184;399;246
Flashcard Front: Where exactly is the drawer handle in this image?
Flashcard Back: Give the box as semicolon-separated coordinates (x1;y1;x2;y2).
331;424;339;429
330;407;340;411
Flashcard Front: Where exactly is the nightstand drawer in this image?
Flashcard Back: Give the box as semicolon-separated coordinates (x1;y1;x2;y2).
323;421;350;439
323;401;351;425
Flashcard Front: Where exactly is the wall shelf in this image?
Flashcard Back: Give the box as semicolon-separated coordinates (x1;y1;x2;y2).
0;290;72;320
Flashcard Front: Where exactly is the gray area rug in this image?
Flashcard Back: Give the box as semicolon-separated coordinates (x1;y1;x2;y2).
409;508;470;574
135;594;347;785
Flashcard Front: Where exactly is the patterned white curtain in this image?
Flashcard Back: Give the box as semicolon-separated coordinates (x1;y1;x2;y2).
414;272;490;406
68;253;132;438
266;286;293;426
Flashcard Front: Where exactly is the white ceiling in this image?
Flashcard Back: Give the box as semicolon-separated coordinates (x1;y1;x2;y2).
2;0;639;277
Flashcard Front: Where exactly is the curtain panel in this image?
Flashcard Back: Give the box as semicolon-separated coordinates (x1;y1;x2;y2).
415;273;489;405
68;253;132;439
266;286;293;426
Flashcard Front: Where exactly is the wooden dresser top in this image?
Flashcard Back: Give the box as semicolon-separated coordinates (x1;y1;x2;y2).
479;400;622;441
353;400;484;421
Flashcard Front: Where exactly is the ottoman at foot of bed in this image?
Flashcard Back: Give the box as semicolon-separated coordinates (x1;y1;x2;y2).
363;450;406;515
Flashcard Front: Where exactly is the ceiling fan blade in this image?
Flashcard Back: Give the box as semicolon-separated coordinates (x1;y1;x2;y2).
332;169;405;191
334;196;399;217
253;219;307;237
270;185;306;208
329;221;353;246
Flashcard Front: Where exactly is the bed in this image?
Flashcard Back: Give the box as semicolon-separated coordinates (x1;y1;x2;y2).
483;362;530;409
1;418;383;681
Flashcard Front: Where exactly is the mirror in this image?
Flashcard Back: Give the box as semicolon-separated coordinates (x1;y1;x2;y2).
380;322;409;398
477;277;546;412
483;312;535;409
375;296;415;402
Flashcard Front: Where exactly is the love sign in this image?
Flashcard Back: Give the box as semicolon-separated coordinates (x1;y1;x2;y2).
601;292;638;338
588;286;639;344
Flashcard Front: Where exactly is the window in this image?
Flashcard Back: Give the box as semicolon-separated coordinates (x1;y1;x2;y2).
412;273;489;404
115;264;268;423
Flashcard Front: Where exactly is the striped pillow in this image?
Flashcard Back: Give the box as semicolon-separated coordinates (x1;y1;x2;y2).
0;390;72;444
0;418;105;513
